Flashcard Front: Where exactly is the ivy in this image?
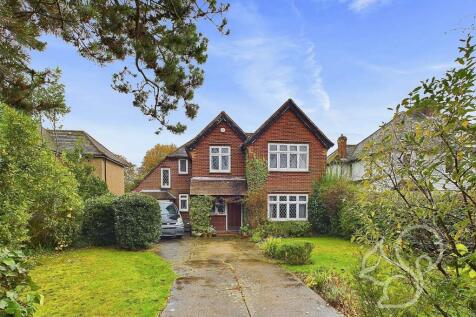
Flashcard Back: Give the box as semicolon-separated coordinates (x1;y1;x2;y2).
245;158;269;228
189;195;214;236
245;158;268;192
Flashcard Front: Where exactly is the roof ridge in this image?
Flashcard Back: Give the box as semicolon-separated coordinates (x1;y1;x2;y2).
244;99;334;149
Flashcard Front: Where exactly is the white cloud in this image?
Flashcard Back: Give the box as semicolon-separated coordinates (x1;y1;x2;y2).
348;0;388;12
209;2;331;112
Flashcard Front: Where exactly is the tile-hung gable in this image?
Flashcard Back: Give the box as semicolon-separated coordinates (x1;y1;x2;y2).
134;99;333;233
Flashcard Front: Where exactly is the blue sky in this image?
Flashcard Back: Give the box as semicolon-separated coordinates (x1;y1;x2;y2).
32;0;475;165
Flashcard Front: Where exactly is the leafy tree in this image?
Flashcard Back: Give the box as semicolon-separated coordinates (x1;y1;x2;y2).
61;145;109;200
0;0;229;133
139;143;177;177
116;155;139;192
0;104;82;249
355;35;476;316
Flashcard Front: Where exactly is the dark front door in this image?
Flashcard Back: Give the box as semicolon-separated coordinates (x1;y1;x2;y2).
227;202;242;231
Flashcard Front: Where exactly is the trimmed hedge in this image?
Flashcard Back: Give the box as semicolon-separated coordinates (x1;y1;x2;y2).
252;221;312;241
82;194;116;246
113;193;161;250
260;238;313;264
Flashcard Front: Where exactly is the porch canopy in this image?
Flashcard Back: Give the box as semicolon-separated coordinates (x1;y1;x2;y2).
190;177;247;196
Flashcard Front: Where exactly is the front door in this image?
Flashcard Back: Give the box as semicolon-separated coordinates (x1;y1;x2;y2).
227;202;242;231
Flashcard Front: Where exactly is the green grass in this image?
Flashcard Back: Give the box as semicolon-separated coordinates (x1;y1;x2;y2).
281;236;363;275
30;247;175;317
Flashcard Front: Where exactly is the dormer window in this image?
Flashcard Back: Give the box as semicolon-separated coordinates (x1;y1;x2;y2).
178;159;188;174
210;146;231;173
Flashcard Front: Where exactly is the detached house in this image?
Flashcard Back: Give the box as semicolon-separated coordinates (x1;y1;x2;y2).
134;99;333;233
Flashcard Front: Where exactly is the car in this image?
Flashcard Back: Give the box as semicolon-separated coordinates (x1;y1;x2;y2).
160;201;185;238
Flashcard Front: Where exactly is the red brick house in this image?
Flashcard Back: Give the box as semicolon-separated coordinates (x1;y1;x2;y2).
134;99;333;233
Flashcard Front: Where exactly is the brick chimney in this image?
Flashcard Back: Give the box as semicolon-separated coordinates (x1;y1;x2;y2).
337;134;347;158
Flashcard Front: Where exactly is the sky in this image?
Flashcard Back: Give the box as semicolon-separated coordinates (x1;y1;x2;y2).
31;0;476;165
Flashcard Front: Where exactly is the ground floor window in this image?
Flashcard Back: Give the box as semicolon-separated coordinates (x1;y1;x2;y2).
268;194;307;220
179;194;189;211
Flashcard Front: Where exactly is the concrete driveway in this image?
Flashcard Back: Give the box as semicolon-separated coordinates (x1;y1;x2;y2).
158;237;341;317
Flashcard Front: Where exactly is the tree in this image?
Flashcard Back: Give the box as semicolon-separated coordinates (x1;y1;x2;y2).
355;35;476;316
0;103;82;249
0;0;229;133
116;155;139;192
139;143;177;176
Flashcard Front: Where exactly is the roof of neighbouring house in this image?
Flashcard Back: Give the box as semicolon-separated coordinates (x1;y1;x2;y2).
327;112;426;164
44;129;129;167
243;99;334;149
140;190;176;200
190;177;247;196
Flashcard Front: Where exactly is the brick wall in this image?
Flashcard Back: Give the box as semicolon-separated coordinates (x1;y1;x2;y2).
189;121;246;177
247;109;327;194
134;157;191;203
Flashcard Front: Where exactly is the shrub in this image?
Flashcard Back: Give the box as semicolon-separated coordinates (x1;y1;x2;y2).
305;269;360;316
0;248;43;317
61;145;109;200
0;104;82;249
308;174;356;236
113;193;161;250
244;188;267;228
189;195;214;235
260;238;313;264
82;194;116;245
253;221;312;241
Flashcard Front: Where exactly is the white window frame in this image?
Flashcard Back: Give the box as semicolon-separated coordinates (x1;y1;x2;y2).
160;168;171;188
209;146;231;173
268;143;309;172
179;194;189;211
178;159;188;174
267;194;308;221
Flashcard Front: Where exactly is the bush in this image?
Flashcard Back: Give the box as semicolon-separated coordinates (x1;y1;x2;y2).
189;195;214;235
253;221;312;241
244;188;267;228
260;238;313;264
308;174;356;236
61;145;109;200
0;248;43;317
0;104;82;249
305;269;359;316
82;194;116;245
113;193;161;250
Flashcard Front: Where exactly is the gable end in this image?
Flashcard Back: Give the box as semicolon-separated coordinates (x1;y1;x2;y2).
243;99;334;149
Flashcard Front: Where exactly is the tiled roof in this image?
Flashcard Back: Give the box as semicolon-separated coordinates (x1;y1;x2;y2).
243;99;334;149
45;129;129;167
328;112;425;164
190;177;247;196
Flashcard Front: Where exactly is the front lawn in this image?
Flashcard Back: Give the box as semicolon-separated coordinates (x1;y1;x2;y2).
30;247;175;317
280;236;362;275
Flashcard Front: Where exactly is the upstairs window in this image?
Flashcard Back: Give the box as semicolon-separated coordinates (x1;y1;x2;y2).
268;143;309;171
161;168;171;188
210;146;231;173
178;159;188;174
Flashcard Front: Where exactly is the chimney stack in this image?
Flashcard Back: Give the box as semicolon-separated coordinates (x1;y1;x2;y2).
337;134;347;158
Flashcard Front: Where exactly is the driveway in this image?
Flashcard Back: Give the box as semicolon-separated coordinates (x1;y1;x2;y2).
158;237;341;317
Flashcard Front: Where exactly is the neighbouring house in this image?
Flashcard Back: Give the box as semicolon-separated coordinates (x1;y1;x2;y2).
134;99;333;233
327;134;366;181
44;129;128;195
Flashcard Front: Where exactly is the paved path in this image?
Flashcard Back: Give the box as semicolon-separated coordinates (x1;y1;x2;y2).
158;237;341;317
